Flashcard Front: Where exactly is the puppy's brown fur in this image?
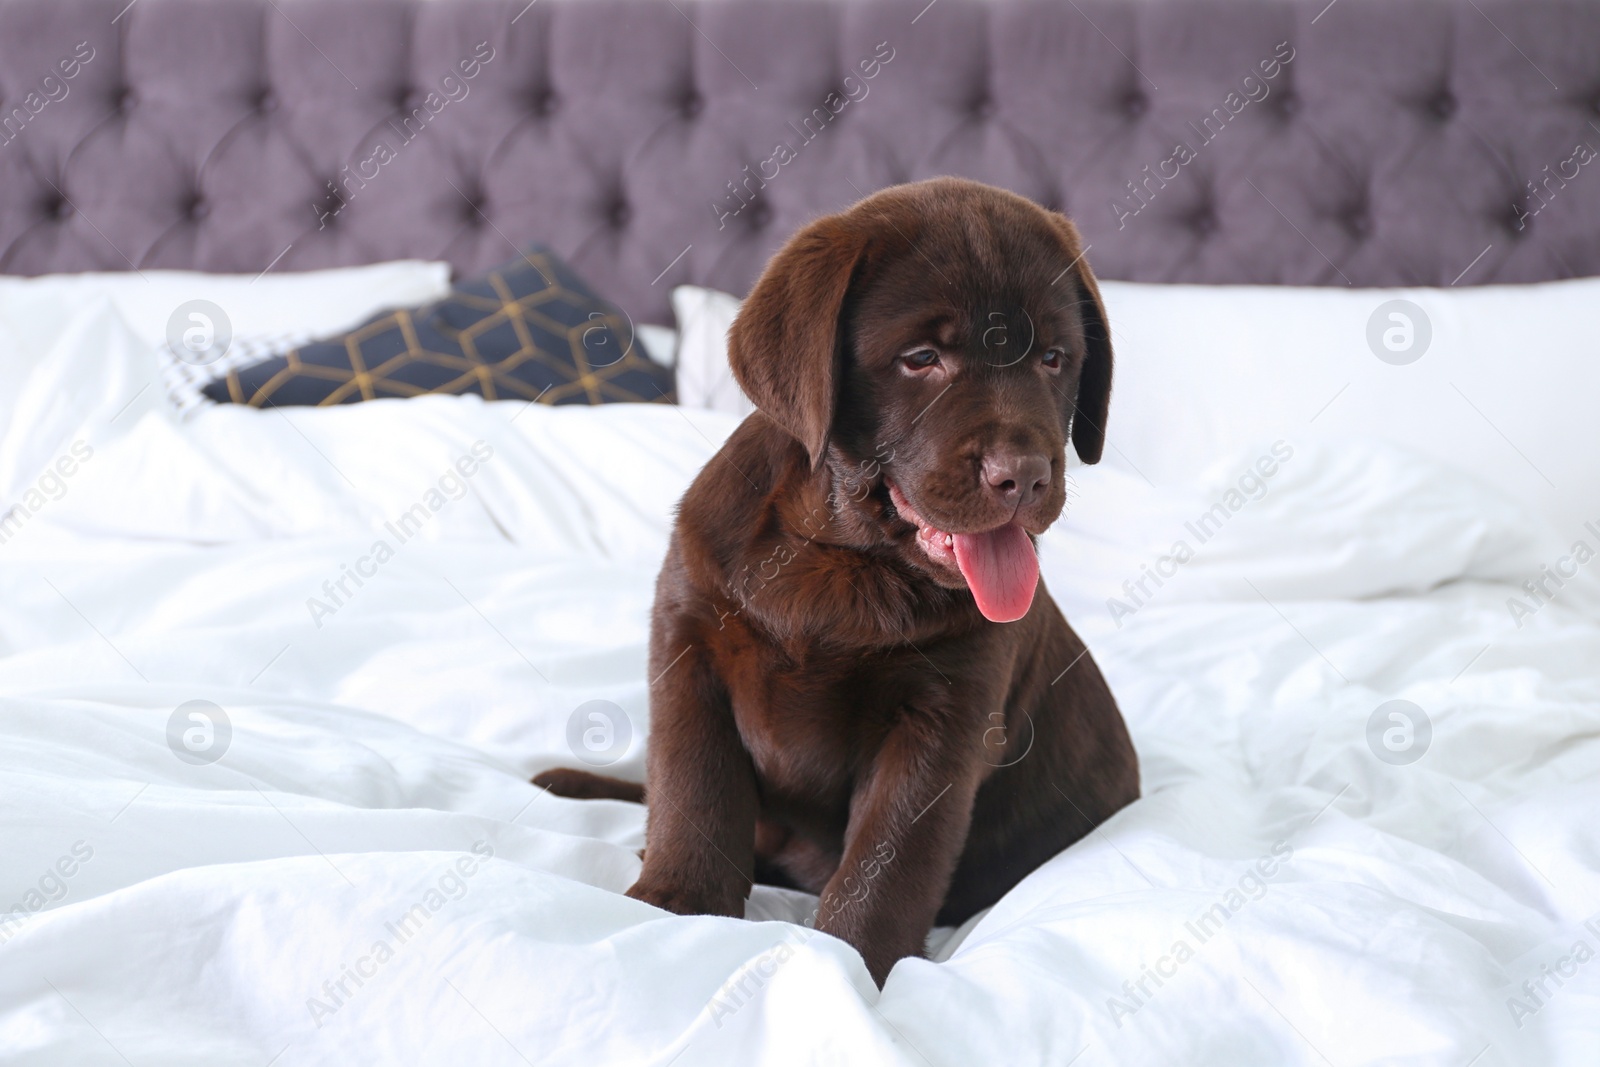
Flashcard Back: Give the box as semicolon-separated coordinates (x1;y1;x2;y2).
537;178;1138;986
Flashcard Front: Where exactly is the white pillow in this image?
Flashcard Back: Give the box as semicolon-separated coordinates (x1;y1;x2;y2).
671;284;754;418
636;323;677;368
662;278;1600;537
1094;278;1600;538
0;260;452;430
0;297;164;508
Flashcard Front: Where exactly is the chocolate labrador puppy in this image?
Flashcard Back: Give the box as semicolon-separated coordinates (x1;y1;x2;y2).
536;177;1138;986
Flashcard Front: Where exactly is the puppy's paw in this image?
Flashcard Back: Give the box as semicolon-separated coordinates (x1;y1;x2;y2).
626;876;743;918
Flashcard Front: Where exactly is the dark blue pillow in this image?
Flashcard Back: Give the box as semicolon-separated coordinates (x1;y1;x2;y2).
203;247;674;407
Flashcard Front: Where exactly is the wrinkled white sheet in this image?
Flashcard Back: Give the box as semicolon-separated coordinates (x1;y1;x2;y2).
3;372;1600;1065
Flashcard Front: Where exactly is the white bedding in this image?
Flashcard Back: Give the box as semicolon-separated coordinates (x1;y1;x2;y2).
3;303;1600;1067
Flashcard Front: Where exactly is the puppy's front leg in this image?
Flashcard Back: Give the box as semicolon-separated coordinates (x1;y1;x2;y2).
628;633;758;918
814;719;981;986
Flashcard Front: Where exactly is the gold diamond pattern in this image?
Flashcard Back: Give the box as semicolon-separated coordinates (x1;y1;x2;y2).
211;249;674;408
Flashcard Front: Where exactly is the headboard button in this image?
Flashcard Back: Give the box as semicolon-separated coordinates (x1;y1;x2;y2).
1428;90;1456;121
256;88;277;114
117;88;136;114
1123;91;1148;119
315;179;342;227
681;91;703;119
1505;202;1531;235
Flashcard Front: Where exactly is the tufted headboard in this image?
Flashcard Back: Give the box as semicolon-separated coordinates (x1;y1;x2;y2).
2;0;1598;323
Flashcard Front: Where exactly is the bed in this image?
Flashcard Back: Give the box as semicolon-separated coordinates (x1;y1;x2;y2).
3;1;1599;1064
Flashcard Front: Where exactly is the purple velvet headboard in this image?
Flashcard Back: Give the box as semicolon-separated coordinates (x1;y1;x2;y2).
2;0;1598;323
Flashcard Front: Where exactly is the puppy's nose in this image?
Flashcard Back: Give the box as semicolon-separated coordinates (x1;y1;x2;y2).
982;452;1051;510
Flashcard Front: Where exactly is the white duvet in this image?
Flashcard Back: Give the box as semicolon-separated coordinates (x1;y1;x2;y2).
2;304;1599;1067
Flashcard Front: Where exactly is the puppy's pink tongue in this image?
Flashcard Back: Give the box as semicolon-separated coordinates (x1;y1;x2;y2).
952;525;1039;623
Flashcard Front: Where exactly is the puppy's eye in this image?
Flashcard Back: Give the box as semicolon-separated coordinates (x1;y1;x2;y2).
1042;348;1065;370
902;348;941;371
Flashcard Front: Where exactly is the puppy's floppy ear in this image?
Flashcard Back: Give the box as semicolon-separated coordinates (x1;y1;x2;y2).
1052;215;1113;465
728;215;867;469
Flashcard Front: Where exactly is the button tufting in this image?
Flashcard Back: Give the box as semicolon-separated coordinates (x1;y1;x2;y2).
256;88;277;114
117;87;136;114
748;202;773;228
1505;201;1531;235
533;88;558;117
1428;90;1456;121
971;94;994;120
1275;91;1300;119
1123;91;1147;119
1189;208;1217;237
186;195;208;221
51;197;72;221
316;179;342;226
608;199;630;228
681;90;703;119
1344;210;1371;239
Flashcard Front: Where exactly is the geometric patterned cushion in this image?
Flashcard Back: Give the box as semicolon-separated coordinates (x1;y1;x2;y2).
202;247;675;407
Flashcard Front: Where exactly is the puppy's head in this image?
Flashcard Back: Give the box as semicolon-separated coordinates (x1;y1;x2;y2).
728;177;1112;623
